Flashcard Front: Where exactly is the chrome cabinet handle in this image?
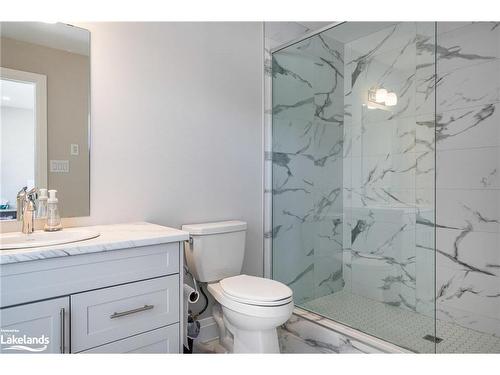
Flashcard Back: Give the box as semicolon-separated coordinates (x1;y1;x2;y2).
110;304;154;319
60;308;65;354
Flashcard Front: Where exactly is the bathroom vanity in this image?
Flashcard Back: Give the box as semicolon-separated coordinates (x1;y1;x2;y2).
0;222;188;354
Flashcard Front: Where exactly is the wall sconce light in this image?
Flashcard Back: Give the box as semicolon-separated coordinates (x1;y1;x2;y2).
385;92;398;106
375;88;387;103
367;87;397;109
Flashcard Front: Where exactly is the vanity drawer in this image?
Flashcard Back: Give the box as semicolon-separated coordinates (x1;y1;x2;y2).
71;275;179;352
79;324;180;353
1;242;180;308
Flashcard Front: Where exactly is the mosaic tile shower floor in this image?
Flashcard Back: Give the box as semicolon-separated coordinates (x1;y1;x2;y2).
301;290;500;353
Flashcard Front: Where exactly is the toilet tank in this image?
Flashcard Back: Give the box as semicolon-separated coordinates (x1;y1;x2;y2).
182;220;247;283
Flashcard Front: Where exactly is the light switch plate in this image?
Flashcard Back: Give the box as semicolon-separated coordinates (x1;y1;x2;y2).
70;144;79;156
50;160;69;173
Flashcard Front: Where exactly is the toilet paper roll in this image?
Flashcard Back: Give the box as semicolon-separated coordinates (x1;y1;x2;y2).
183;283;200;350
184;284;200;304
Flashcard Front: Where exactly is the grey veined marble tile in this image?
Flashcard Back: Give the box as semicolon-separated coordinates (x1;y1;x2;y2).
436;264;500;338
436;103;499;150
436;147;500;189
279;314;369;353
436;189;500;233
437;60;500;112
436;228;500;274
436;22;500;73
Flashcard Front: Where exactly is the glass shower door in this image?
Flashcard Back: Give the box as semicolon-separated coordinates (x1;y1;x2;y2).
272;33;345;306
272;22;437;353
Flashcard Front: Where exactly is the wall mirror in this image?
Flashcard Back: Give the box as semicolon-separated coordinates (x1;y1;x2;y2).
0;22;90;220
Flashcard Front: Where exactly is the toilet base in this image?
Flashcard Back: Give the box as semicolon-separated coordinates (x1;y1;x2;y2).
231;326;280;353
212;301;282;353
212;303;233;352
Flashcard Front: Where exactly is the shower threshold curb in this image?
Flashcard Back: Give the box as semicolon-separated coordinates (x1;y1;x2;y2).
293;307;414;354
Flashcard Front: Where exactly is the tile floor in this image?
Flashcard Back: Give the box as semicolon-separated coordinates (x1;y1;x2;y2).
302;290;500;353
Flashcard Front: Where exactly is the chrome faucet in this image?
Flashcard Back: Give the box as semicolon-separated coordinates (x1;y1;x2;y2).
17;187;38;234
16;186;27;222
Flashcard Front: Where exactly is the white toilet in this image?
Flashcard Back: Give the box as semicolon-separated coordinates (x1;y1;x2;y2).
182;220;293;353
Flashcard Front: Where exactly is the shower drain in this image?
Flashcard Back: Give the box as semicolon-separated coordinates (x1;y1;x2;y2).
423;334;443;343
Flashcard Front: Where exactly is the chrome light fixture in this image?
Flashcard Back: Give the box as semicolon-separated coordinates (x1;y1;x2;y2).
367;87;398;109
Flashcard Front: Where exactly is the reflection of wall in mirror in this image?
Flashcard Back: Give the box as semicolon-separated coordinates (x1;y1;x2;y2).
1;105;35;209
1;37;90;217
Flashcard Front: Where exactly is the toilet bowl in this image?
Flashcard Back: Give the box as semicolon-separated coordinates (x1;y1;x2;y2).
182;221;294;353
208;275;293;353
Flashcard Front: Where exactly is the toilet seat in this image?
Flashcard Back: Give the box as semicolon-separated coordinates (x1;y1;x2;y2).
219;275;293;306
208;281;293;319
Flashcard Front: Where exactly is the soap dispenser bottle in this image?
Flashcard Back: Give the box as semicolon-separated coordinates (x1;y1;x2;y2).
44;189;62;231
36;188;48;218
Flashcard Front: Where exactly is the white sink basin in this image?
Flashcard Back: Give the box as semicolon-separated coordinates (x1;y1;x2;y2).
0;229;100;250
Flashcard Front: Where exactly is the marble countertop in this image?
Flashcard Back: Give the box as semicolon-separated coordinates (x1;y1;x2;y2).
0;222;189;265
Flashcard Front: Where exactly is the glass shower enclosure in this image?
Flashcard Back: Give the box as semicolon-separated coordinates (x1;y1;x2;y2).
271;22;500;353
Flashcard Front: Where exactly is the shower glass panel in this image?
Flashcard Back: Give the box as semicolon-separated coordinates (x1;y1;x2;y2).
272;22;437;353
434;22;500;354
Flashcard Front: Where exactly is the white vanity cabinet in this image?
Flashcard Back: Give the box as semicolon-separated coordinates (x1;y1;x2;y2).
0;223;188;354
0;297;70;354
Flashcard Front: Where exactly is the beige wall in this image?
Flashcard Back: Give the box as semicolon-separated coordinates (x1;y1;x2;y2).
1;37;90;217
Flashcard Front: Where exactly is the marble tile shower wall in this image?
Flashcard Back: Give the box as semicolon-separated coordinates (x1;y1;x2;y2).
268;22;499;347
342;22;437;317
433;22;500;339
271;34;345;304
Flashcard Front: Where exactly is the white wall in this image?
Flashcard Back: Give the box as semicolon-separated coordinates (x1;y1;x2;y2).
78;22;264;276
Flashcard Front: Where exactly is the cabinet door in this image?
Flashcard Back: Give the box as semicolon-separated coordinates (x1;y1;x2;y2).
0;297;70;354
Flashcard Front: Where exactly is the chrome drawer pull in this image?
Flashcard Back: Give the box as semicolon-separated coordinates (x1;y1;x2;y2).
110;304;154;319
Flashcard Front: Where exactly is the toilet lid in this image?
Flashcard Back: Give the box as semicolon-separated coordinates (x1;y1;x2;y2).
219;275;293;305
